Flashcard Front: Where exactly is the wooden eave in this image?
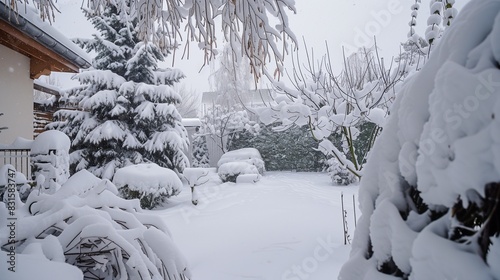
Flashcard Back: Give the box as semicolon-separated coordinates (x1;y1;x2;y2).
0;18;80;79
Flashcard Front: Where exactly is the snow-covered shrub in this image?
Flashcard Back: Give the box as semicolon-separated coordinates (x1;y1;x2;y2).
191;130;210;168
0;164;31;202
340;1;500;278
327;158;357;186
217;148;265;174
0;170;191;280
218;162;259;183
113;163;182;209
30;130;70;194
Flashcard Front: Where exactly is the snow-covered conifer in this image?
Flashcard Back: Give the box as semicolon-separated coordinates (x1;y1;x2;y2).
259;46;402;184
49;1;189;179
191;129;210;168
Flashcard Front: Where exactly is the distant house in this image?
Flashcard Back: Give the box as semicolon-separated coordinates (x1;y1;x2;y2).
0;2;91;174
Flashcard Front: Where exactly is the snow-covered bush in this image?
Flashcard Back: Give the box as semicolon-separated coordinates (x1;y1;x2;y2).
217;148;265;174
340;1;500;278
218;162;260;183
0;170;191;280
30;130;70;194
191;130;210;168
113;163;183;209
326;158;357;186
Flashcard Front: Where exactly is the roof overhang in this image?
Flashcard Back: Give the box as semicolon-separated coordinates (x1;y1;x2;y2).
0;2;91;79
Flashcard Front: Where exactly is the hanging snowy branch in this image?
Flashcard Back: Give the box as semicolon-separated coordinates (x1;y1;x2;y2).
10;0;298;81
258;41;407;183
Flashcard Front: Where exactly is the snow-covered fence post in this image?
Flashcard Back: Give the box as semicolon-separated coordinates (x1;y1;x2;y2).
31;130;70;194
183;168;211;205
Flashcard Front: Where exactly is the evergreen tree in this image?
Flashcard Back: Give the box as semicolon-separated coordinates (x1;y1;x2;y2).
49;1;189;180
191;127;210;168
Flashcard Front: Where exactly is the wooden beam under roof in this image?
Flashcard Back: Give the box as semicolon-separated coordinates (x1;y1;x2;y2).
0;19;80;79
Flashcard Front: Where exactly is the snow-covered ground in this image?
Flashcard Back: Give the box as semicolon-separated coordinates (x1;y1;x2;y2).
155;171;358;280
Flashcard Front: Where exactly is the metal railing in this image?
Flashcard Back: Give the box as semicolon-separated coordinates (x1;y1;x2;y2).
0;149;31;178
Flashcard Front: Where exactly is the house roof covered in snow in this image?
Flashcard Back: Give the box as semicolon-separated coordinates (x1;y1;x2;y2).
0;1;91;79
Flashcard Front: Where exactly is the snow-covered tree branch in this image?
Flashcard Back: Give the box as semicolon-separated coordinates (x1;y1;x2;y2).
259;42;406;184
11;0;298;80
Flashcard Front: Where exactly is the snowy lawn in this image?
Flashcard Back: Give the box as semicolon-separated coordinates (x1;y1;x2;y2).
155;171;358;280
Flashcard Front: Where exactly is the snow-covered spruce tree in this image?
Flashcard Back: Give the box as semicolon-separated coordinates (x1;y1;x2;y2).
49;2;189;180
340;0;500;279
191;128;210;168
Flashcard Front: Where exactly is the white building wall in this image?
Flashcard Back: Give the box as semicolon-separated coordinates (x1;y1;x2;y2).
0;44;34;145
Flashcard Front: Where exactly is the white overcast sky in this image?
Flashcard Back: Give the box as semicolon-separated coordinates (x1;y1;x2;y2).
51;0;463;94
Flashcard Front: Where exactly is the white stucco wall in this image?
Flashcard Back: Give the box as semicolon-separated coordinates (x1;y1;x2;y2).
0;44;34;145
